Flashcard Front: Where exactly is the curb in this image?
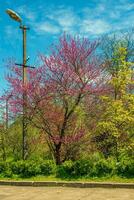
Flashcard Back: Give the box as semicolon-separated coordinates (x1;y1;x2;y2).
0;181;134;189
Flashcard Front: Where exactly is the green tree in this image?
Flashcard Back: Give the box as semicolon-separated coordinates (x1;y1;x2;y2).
93;47;134;160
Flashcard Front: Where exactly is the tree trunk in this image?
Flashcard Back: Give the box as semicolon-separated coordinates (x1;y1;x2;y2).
115;140;119;162
55;144;61;165
2;144;6;161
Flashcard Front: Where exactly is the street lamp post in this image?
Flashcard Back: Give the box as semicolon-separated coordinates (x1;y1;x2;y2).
6;9;30;160
21;24;29;160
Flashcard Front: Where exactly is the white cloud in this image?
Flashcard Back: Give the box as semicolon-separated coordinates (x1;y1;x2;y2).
17;5;36;21
109;3;134;19
15;3;133;37
36;22;60;34
31;7;79;35
48;8;77;26
109;11;120;19
116;3;134;11
46;8;79;34
81;19;111;35
82;3;106;18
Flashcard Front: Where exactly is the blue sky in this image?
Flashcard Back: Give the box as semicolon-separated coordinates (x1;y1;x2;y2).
0;0;134;95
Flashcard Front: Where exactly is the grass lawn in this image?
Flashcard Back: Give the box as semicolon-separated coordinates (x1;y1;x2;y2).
0;175;134;183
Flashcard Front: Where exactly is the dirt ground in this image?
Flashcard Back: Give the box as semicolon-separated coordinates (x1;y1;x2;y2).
0;186;134;200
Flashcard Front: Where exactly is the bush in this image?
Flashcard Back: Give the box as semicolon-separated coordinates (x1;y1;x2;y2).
73;159;93;177
2;168;13;178
117;159;134;178
10;161;25;175
20;161;41;178
56;160;74;178
0;162;13;178
0;157;133;179
56;159;94;178
51;157;116;178
10;160;55;177
93;158;115;177
39;160;55;175
10;160;41;178
0;162;6;173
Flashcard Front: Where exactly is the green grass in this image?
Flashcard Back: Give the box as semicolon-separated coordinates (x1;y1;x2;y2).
0;175;134;183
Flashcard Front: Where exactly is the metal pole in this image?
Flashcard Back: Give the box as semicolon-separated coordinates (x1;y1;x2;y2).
22;26;27;83
20;25;29;160
6;9;32;160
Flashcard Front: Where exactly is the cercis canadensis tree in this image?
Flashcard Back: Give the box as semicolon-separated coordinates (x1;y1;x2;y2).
7;35;103;165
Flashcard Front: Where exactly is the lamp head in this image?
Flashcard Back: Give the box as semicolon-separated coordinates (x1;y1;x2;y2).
6;9;22;23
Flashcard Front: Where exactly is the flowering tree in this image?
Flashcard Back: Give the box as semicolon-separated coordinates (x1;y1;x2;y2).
6;35;103;164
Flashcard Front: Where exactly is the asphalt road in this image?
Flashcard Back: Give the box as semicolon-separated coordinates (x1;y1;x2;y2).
0;186;134;200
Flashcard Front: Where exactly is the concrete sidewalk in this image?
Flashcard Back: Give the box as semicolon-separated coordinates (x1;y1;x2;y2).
0;186;134;200
0;180;134;188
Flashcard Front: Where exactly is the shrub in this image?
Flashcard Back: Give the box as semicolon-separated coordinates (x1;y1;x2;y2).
10;160;55;177
39;160;55;175
10;160;41;178
93;158;115;177
20;161;41;178
56;157;116;178
73;159;93;177
117;159;134;178
10;161;25;175
0;157;133;179
0;162;6;174
56;160;74;178
3;168;13;178
0;162;13;178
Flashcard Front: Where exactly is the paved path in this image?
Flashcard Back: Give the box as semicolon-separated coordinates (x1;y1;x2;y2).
0;186;134;200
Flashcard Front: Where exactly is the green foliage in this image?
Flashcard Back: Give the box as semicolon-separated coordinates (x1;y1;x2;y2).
94;89;134;158
56;156;117;178
0;156;133;179
93;158;116;177
116;153;134;178
0;160;55;178
10;161;25;175
117;159;134;178
73;159;93;177
72;156;116;178
10;160;41;178
39;160;55;175
0;161;6;173
2;168;13;178
56;160;74;178
0;162;12;178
